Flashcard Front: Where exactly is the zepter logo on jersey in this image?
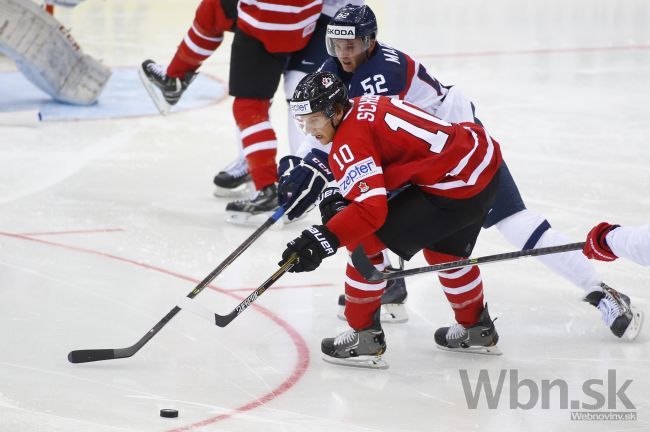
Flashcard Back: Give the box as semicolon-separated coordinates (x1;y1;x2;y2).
338;156;382;196
326;25;356;39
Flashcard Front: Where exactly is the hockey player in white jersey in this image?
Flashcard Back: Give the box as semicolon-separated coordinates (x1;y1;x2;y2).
584;222;650;266
278;4;643;345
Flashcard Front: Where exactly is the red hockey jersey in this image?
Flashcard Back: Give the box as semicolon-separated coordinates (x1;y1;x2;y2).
326;95;503;248
237;0;323;53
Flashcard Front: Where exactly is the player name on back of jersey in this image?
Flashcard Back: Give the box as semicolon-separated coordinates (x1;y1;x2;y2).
356;94;381;121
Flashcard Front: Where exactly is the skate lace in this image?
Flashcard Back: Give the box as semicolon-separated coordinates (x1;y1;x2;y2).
334;330;357;346
447;323;467;340
598;293;622;327
222;157;248;177
146;62;167;79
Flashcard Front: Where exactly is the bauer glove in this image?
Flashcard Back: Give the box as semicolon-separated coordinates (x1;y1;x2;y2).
280;225;340;272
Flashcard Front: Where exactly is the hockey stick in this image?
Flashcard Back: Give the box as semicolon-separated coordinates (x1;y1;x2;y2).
179;254;298;327
351;242;586;282
67;207;286;364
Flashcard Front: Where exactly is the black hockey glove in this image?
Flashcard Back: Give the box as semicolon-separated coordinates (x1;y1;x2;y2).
277;148;334;220
280;225;340;272
318;187;349;224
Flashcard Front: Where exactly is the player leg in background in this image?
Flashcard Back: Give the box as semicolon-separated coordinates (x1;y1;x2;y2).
139;0;235;115
224;28;289;226
321;235;388;369
486;162;643;339
337;249;409;324
212;130;252;198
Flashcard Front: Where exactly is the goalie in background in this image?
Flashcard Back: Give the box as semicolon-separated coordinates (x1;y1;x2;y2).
0;0;111;107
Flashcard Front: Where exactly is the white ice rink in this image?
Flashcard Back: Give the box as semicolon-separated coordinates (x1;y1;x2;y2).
1;1;649;431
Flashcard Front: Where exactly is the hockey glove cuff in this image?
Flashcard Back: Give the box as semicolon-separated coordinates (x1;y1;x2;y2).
318;187;349;224
583;222;620;261
277;148;334;220
280;225;340;272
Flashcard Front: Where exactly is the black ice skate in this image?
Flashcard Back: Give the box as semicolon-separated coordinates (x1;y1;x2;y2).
225;184;279;226
584;283;643;340
434;305;502;355
213;156;252;198
139;60;197;115
337;274;408;323
321;312;388;369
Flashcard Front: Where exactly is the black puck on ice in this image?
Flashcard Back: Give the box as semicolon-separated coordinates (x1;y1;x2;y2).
160;409;179;418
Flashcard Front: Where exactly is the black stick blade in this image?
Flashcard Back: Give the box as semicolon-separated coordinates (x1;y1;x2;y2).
214;312;237;328
68;349;116;363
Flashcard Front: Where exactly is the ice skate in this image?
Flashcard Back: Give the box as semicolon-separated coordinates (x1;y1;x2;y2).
213;156;252;198
225;184;280;226
584;283;643;340
434;305;502;355
337;275;409;324
321;313;388;369
139;59;197;115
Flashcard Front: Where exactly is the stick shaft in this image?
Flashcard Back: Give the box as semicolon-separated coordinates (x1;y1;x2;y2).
68;208;285;363
352;242;586;281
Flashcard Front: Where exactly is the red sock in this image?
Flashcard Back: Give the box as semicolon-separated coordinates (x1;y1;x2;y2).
232;98;278;189
343;237;387;329
424;250;485;327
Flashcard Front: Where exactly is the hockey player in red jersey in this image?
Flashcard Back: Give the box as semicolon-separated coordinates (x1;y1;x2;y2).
280;71;503;368
139;0;323;223
279;4;643;340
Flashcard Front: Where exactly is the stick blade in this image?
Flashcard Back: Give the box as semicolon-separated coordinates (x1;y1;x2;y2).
214;312;237;328
68;349;117;363
350;246;385;281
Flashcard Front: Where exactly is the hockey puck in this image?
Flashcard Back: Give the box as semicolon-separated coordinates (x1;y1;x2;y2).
160;409;178;418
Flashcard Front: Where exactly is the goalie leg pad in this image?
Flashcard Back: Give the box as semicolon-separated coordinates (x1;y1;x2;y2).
1;0;110;104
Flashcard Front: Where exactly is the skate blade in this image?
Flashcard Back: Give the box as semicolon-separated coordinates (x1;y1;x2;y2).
225;210;285;228
321;353;389;369
623;306;644;340
213;182;252;198
337;304;408;324
436;343;503;356
138;68;171;116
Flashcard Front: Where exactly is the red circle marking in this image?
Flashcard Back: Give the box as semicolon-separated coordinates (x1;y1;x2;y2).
0;231;310;430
